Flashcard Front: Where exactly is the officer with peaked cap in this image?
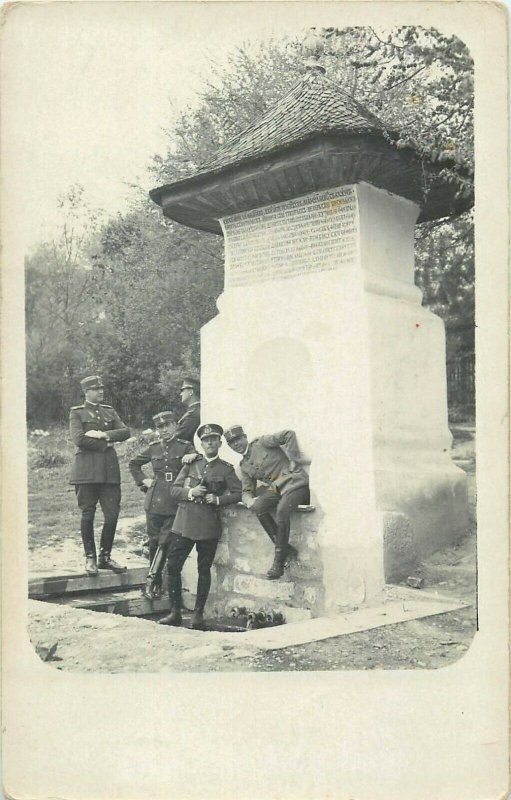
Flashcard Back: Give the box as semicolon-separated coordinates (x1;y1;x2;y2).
69;375;130;575
174;377;201;443
158;423;241;629
128;410;196;599
225;425;309;580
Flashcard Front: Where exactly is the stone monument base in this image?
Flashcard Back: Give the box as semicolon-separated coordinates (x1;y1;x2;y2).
180;506;323;621
178;491;467;620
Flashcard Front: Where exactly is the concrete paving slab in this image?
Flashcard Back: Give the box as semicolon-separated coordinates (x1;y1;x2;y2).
238;593;470;650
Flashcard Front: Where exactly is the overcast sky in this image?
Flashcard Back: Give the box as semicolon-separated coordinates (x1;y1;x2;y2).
2;2;369;251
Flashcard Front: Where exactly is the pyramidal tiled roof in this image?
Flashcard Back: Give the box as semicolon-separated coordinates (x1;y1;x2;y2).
198;66;386;173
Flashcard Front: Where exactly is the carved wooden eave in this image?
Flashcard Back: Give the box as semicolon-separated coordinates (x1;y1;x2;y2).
150;68;473;233
150;133;472;234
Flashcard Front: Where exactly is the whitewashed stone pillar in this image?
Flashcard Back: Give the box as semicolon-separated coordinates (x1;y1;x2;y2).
201;182;467;612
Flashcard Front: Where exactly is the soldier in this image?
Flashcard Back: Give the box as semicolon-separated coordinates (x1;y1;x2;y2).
158;423;241;630
128;410;196;600
69;375;130;575
174;377;201;443
225;426;310;580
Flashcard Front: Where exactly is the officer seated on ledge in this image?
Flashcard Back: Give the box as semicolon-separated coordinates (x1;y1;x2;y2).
225;426;310;580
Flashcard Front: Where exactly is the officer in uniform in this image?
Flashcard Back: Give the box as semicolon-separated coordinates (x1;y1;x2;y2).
158;423;241;629
225;426;310;580
128;410;196;600
174;377;201;443
69;375;130;575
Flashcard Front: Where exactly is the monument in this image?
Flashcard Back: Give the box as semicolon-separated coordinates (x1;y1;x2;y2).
150;63;472;617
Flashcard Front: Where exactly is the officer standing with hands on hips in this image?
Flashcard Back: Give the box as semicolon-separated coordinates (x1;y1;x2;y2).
128;411;196;600
69;375;130;575
158;424;241;630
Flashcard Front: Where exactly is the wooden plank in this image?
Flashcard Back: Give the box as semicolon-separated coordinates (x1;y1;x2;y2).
45;587;171;616
28;567;148;598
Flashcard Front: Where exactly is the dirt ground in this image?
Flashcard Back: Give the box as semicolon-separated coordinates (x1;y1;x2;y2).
27;425;477;672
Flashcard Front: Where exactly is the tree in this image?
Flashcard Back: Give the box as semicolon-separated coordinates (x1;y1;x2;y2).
25;185;103;424
89;201;223;423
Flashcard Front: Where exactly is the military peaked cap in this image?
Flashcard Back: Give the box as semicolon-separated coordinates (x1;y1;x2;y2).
181;377;200;393
224;425;246;444
80;375;104;391
152;410;177;427
197;423;223;439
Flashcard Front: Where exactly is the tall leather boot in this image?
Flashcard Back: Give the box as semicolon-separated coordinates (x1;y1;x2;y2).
143;545;167;600
277;520;298;565
158;574;183;626
191;571;211;629
266;548;287;580
256;513;278;544
80;519;98;575
266;521;293;580
98;521;126;573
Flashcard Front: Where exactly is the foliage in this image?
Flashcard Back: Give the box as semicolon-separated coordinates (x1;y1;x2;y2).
415;211;474;358
25;185;104;424
317;27;473;188
88;202;220;422
29;448;69;469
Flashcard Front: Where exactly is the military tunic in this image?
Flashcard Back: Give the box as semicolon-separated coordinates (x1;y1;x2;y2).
128;437;195;516
175;401;201;443
239;430;309;505
69;401;130;484
171;456;241;541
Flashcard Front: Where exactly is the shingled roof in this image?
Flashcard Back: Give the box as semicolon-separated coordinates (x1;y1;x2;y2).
199;65;386;173
150;64;473;230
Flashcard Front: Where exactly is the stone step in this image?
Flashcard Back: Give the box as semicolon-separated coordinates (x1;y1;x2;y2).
231;573;296;602
28;567;148;598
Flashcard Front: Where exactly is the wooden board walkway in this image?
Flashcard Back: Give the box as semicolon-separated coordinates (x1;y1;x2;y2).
44;587;174;616
28;567;148;598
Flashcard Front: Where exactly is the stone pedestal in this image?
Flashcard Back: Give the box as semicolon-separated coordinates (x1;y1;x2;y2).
180;506;322;620
200;182;468;615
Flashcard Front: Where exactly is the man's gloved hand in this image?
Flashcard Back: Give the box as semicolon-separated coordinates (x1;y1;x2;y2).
244;497;256;509
205;493;219;505
142;478;153;490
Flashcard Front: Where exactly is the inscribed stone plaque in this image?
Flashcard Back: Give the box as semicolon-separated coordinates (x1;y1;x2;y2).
221;185;359;288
